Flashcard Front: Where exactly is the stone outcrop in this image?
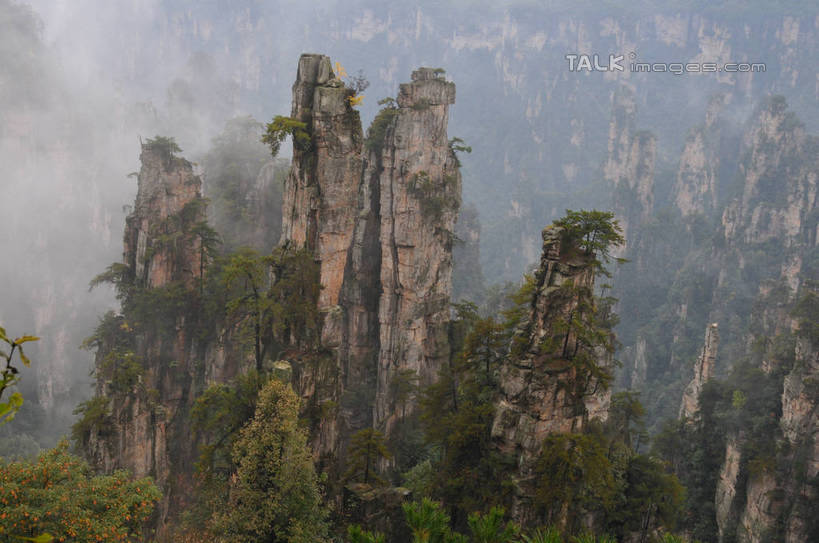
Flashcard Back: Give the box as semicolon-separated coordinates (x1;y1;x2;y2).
280;55;461;457
280;54;363;320
712;338;818;543
491;226;613;522
672;95;725;218
679;323;719;419
777;337;819;543
86;142;212;532
721;96;818;256
452;202;485;304
604;86;655;250
370;67;459;432
124;142;205;289
715;436;742;540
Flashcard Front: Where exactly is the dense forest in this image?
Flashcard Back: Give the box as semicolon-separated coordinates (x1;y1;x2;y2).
2;2;819;543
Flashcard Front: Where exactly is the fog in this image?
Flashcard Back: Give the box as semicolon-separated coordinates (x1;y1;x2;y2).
1;0;816;450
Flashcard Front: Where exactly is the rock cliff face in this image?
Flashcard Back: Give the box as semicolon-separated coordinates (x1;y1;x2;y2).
491;226;612;522
721;96;818;259
696;98;818;543
369;67;459;432
604;87;655;251
84;143;232;534
679;323;719;420
281;54;363;319
672;96;725;218
281;55;461;457
124;143;204;289
778;337;819;542
713;336;819;543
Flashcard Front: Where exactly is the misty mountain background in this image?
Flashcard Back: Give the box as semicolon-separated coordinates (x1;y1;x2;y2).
2;0;817;448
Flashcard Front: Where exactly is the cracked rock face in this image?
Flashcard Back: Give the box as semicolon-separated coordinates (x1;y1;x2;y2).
605;86;655;251
680;323;719;420
125;145;204;289
721;98;818;253
491;226;613;523
280;53;363;318
281;55;461;457
89;143;211;534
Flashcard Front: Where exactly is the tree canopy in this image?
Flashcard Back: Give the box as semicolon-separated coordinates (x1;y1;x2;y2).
0;440;160;543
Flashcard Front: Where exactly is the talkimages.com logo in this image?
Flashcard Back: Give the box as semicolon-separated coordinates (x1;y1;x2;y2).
566;52;766;75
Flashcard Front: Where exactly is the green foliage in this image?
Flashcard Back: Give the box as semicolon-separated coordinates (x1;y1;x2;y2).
191;370;266;479
123;281;194;336
520;527;563;543
210;379;329;542
0;326;39;425
606;391;647;450
88;263;132;301
552;210;625;278
143;135;182;167
262;115;311;157
607;454;685;538
534;431;616;532
98;348;143;395
793;281;819;347
448;137;472;168
467;507;519;543
390;368;419;420
419;309;512;524
653;346;787;541
402;498;465;543
0;439;160;542
344;428;393;486
218;246;322;371
347;524;385;543
71;396;112;448
365;101;399;153
408;171;460;222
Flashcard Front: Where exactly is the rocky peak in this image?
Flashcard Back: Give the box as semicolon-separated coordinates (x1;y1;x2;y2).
124;140;204;289
281;53;363;316
679;323;720;420
605;86;655;249
672;95;726;218
721;96;818;252
280;55;461;458
491;225;613;522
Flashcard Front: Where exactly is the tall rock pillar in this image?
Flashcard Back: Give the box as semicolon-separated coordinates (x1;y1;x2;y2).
680;323;720;419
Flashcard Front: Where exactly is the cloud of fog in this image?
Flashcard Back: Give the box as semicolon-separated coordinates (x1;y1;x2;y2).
2;0;815;449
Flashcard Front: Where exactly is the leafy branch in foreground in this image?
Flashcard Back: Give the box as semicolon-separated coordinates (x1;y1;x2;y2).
0;325;39;425
262;116;311;157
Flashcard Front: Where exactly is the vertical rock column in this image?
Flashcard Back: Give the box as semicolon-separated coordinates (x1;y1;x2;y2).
604;86;655;252
371;68;459;431
125;143;204;289
491;226;613;522
679;323;720;420
89;142;207;532
672;95;724;218
280;53;363;343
